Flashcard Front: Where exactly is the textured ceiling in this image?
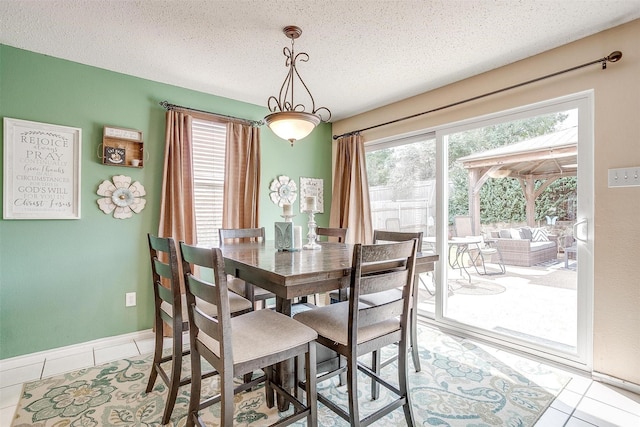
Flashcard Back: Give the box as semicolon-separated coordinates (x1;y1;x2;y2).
1;1;640;121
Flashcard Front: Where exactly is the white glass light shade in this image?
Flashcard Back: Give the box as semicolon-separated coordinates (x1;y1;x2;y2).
265;111;321;145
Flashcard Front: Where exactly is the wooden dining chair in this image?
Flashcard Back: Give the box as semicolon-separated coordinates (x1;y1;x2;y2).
363;230;424;398
302;227;349;305
180;242;318;427
294;239;418;426
316;227;348;242
145;234;252;425
328;230;424;382
218;227;275;310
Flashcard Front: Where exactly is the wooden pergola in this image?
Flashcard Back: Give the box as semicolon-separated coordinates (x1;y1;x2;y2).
457;127;577;235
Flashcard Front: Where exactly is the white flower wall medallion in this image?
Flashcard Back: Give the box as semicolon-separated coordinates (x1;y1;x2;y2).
97;175;146;219
269;175;297;207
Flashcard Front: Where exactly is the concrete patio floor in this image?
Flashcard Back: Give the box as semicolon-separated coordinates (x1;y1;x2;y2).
416;256;578;352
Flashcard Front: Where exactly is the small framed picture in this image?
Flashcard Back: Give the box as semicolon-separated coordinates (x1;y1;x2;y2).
104;146;126;165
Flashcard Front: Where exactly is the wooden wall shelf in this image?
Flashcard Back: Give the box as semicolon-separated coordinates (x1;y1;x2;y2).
101;126;144;168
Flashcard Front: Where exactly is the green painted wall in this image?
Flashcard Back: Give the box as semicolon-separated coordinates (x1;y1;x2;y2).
0;45;332;359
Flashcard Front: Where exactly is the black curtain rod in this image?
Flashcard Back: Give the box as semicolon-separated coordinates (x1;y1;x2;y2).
159;101;263;127
333;50;623;140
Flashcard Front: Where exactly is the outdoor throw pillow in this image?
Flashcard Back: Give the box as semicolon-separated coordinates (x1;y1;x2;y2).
520;227;533;240
532;227;549;242
499;229;512;238
510;228;522;239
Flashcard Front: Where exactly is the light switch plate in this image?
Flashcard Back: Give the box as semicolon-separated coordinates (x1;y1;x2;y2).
608;167;640;188
125;292;136;307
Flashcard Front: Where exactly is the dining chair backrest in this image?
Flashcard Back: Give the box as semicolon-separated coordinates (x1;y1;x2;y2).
217;227;273;310
349;239;418;341
180;244;230;374
316;227;348;242
148;234;185;329
373;229;423;252
218;227;265;244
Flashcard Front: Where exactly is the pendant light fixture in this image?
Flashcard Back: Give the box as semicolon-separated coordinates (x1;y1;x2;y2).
265;26;331;146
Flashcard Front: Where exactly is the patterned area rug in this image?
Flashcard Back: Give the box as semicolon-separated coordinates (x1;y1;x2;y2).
11;327;568;426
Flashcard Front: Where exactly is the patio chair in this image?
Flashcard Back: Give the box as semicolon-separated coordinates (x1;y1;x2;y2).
454;216;506;276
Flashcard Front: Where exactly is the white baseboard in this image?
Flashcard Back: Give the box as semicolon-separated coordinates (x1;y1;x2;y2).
4;330;640;398
0;329;154;371
592;371;640;395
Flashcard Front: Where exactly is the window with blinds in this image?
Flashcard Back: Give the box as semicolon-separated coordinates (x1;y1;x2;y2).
192;119;226;247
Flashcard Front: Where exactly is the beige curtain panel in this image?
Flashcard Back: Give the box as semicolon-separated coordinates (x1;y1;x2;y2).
158;110;196;248
157;111;196;335
329;134;373;244
223;122;261;229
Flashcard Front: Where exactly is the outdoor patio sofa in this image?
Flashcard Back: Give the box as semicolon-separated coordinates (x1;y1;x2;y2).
489;227;558;267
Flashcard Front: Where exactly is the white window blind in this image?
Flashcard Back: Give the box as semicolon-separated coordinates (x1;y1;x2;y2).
192;119;226;247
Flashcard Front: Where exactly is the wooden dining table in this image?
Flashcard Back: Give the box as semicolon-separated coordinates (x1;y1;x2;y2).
219;240;439;410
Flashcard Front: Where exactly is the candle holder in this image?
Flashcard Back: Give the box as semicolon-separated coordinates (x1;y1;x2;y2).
280;214;295;223
302;209;321;250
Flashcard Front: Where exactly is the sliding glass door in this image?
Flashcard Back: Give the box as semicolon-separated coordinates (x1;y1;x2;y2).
436;93;593;368
366;92;594;369
365;133;437;319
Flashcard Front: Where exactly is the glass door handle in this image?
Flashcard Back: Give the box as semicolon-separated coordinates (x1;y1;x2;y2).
573;218;588;243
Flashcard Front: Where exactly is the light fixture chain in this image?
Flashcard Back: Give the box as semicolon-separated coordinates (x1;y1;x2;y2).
266;26;331;121
264;25;331;145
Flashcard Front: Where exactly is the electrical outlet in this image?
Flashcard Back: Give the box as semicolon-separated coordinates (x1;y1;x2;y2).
125;292;136;307
608;166;640;187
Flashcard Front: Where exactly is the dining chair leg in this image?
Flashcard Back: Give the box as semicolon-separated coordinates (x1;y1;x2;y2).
306;342;318;426
294;358;301;400
410;318;421;372
347;355;360;426
410;287;422;372
398;342;415;427
371;350;380;400
220;370;235;427
338;355;346;386
145;319;162;393
162;330;183;425
186;350;202;427
243;372;254;387
265;365;275;409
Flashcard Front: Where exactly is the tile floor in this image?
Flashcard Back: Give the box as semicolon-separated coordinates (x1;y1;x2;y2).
1;329;639;426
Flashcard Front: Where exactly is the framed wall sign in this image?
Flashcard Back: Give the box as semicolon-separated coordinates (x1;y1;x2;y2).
3;118;82;219
299;177;324;213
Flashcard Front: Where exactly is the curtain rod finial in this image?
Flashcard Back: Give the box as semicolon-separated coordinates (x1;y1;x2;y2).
607;51;622;63
603;51;623;69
